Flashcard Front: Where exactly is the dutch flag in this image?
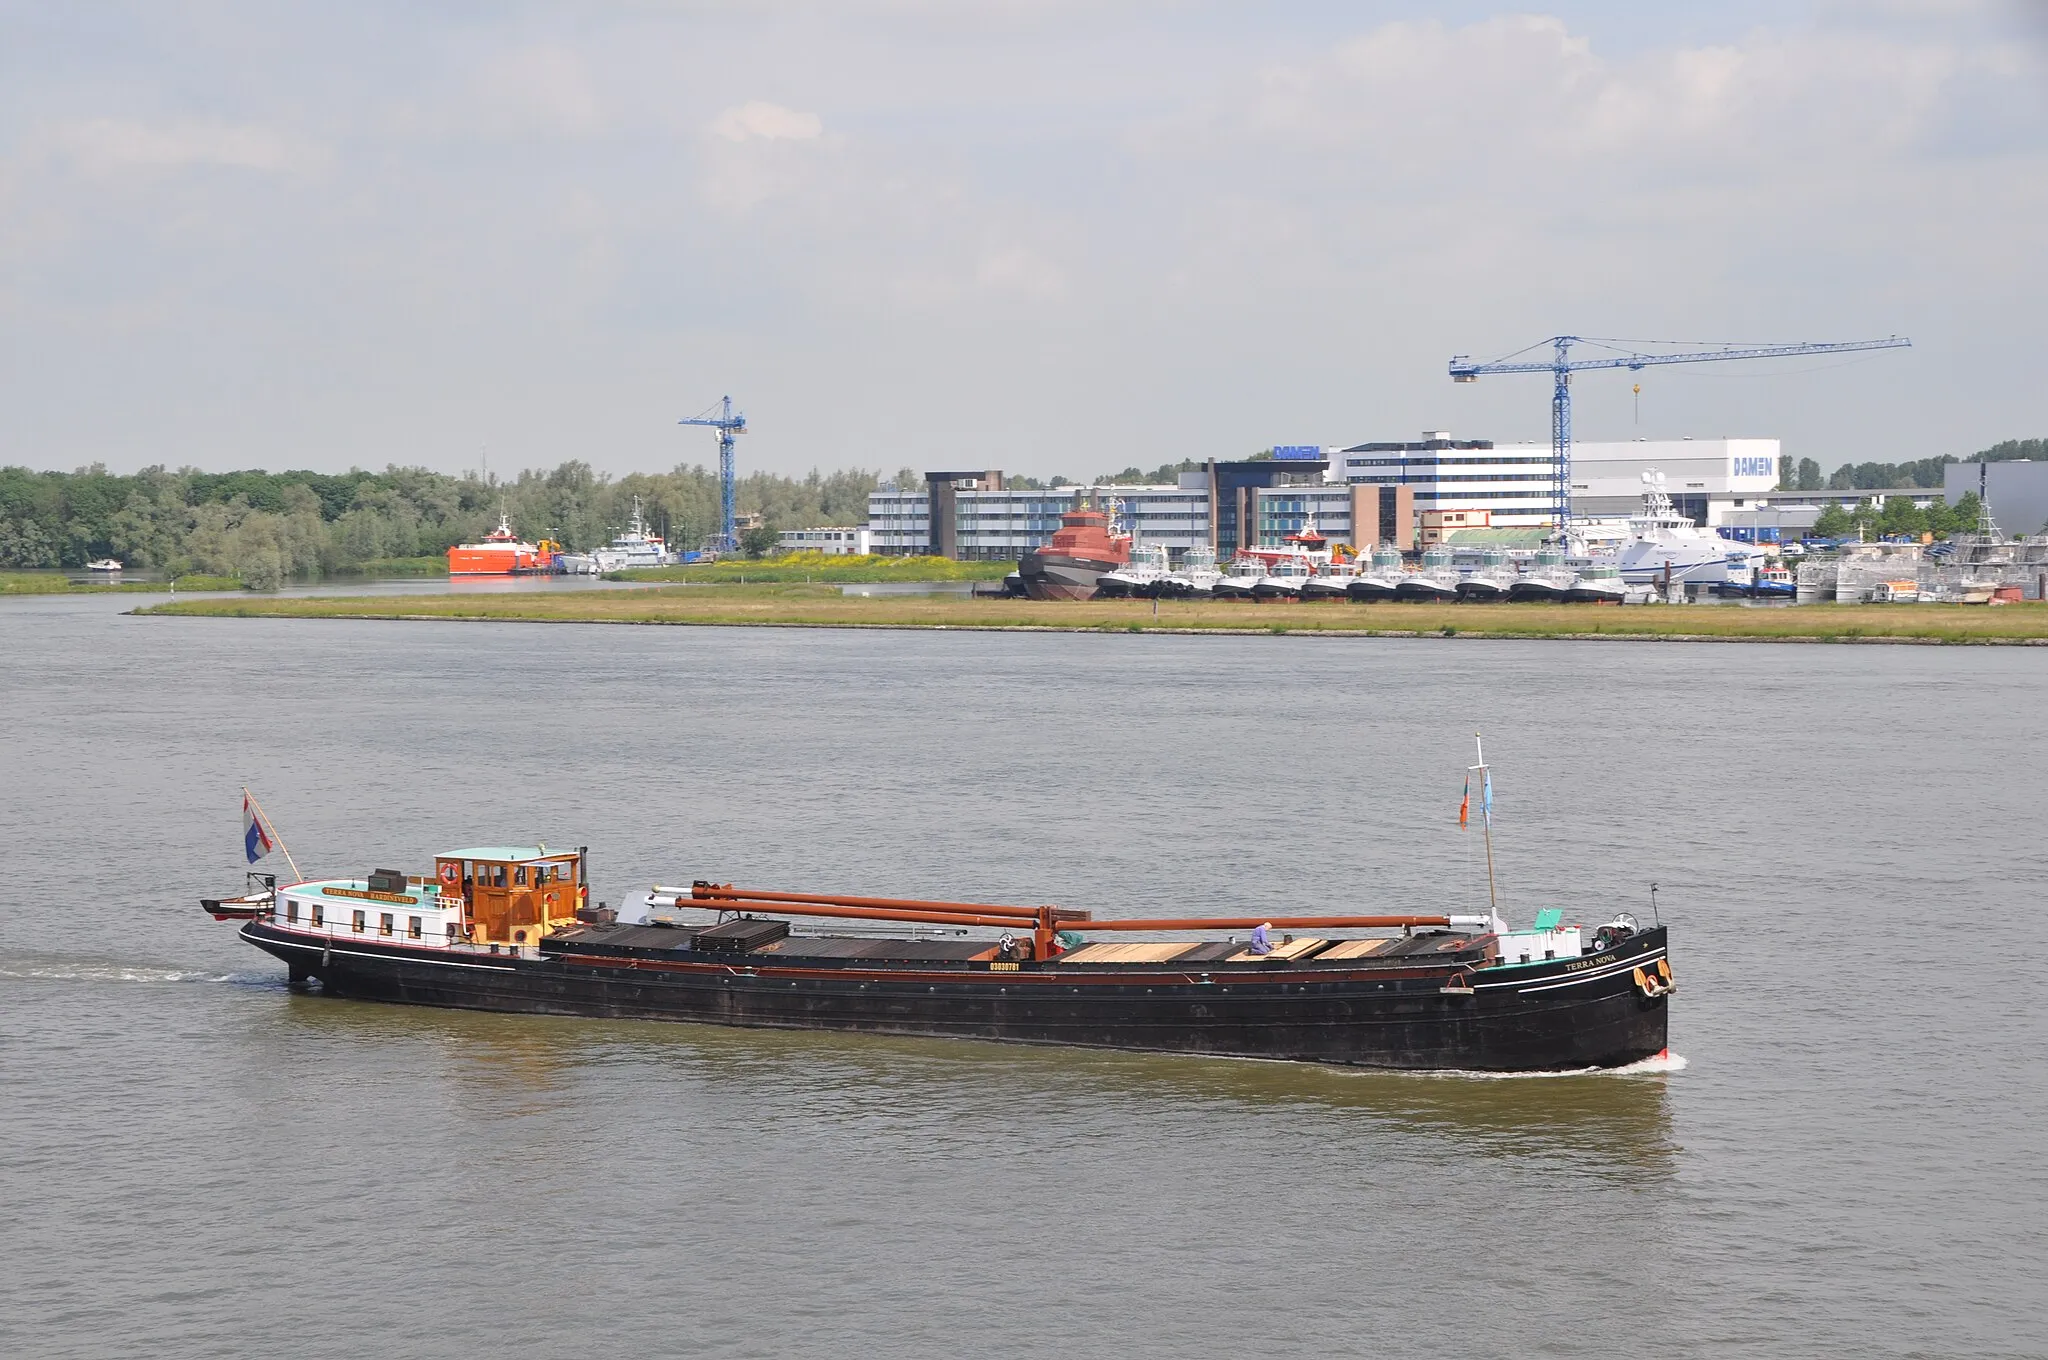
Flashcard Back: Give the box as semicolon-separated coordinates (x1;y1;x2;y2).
243;791;276;865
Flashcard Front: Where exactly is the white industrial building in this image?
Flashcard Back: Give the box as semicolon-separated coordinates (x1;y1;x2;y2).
868;478;1215;561
775;526;874;555
1332;432;1782;528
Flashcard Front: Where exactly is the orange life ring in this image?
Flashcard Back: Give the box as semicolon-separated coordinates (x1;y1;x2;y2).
439;863;458;885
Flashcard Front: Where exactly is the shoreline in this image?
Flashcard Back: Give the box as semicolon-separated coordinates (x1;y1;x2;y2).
130;587;2048;645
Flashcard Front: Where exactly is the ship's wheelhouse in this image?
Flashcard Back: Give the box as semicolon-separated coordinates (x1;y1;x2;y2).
435;847;585;946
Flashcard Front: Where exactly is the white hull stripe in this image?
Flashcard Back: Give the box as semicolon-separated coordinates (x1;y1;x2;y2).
1477;947;1666;994
251;932;517;973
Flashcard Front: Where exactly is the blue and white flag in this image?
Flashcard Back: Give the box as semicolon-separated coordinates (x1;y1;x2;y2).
243;791;276;864
1482;770;1494;817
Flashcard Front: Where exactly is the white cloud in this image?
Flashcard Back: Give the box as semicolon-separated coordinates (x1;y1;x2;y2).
711;101;825;143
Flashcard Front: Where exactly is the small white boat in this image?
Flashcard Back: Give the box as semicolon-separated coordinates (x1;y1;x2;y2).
1156;546;1221;598
1211;555;1265;600
1095;542;1170;599
86;558;123;573
1346;545;1408;602
1299;557;1360;601
1507;547;1575;603
1394;546;1460;602
1252;555;1313;600
1565;561;1626;604
1454;549;1515;603
554;551;600;575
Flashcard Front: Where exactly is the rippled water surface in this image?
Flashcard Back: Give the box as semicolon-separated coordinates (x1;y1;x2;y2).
4;594;2044;1358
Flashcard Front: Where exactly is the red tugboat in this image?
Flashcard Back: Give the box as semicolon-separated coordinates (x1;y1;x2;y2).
1018;502;1131;600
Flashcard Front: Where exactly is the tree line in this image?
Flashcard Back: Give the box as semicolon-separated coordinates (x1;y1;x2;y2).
1811;492;1984;541
1776;439;2044;492
0;461;882;585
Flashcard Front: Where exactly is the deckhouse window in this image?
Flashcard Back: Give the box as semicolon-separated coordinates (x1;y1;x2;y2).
379;913;394;937
312;903;324;927
286;899;299;924
352;909;365;934
408;916;422;939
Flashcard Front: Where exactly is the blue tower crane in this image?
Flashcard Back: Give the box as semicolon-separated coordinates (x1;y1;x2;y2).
679;395;747;553
1448;335;1911;536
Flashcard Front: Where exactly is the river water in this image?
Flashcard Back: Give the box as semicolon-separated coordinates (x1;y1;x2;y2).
3;592;2043;1358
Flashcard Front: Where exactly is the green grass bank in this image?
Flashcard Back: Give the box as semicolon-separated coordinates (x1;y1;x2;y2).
132;585;2048;644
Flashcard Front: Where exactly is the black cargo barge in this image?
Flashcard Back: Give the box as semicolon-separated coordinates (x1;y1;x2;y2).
234;913;1670;1073
209;846;1672;1072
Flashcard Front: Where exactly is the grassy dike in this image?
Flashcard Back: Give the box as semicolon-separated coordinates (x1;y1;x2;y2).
132;583;2048;643
2;572;243;595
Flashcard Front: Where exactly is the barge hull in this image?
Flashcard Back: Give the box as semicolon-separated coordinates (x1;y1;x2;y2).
244;923;1669;1072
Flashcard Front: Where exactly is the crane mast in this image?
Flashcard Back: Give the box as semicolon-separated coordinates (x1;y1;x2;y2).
679;395;747;554
1448;335;1911;538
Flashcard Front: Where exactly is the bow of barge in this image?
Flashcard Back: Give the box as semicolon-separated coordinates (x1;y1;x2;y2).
209;848;1672;1073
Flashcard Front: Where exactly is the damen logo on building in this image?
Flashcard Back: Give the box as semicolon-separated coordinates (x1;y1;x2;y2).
1732;456;1776;479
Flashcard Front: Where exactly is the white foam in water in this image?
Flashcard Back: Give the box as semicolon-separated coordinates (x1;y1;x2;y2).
0;957;241;985
1613;1049;1689;1075
1411;1049;1690;1081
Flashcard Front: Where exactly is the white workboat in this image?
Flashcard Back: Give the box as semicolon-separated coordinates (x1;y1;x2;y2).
592;498;672;572
1616;472;1763;586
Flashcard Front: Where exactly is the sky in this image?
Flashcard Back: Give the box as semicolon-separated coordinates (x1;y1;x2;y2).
1;1;2043;482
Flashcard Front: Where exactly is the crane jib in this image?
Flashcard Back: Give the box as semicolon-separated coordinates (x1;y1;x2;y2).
1441;335;1911;533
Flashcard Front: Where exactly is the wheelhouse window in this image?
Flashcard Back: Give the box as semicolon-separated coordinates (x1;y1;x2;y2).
514;866;527;886
352;909;365;933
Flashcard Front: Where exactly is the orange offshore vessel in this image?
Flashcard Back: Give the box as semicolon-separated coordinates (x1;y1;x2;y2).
447;513;558;575
1017;503;1132;600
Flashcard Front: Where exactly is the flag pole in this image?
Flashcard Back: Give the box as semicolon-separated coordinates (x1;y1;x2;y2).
1471;733;1498;918
243;786;304;884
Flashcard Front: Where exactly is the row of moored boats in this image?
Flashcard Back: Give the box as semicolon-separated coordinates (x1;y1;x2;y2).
1095;543;1643;604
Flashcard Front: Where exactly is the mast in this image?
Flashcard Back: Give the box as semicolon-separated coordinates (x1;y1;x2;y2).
1470;734;1498;918
243;787;304;884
